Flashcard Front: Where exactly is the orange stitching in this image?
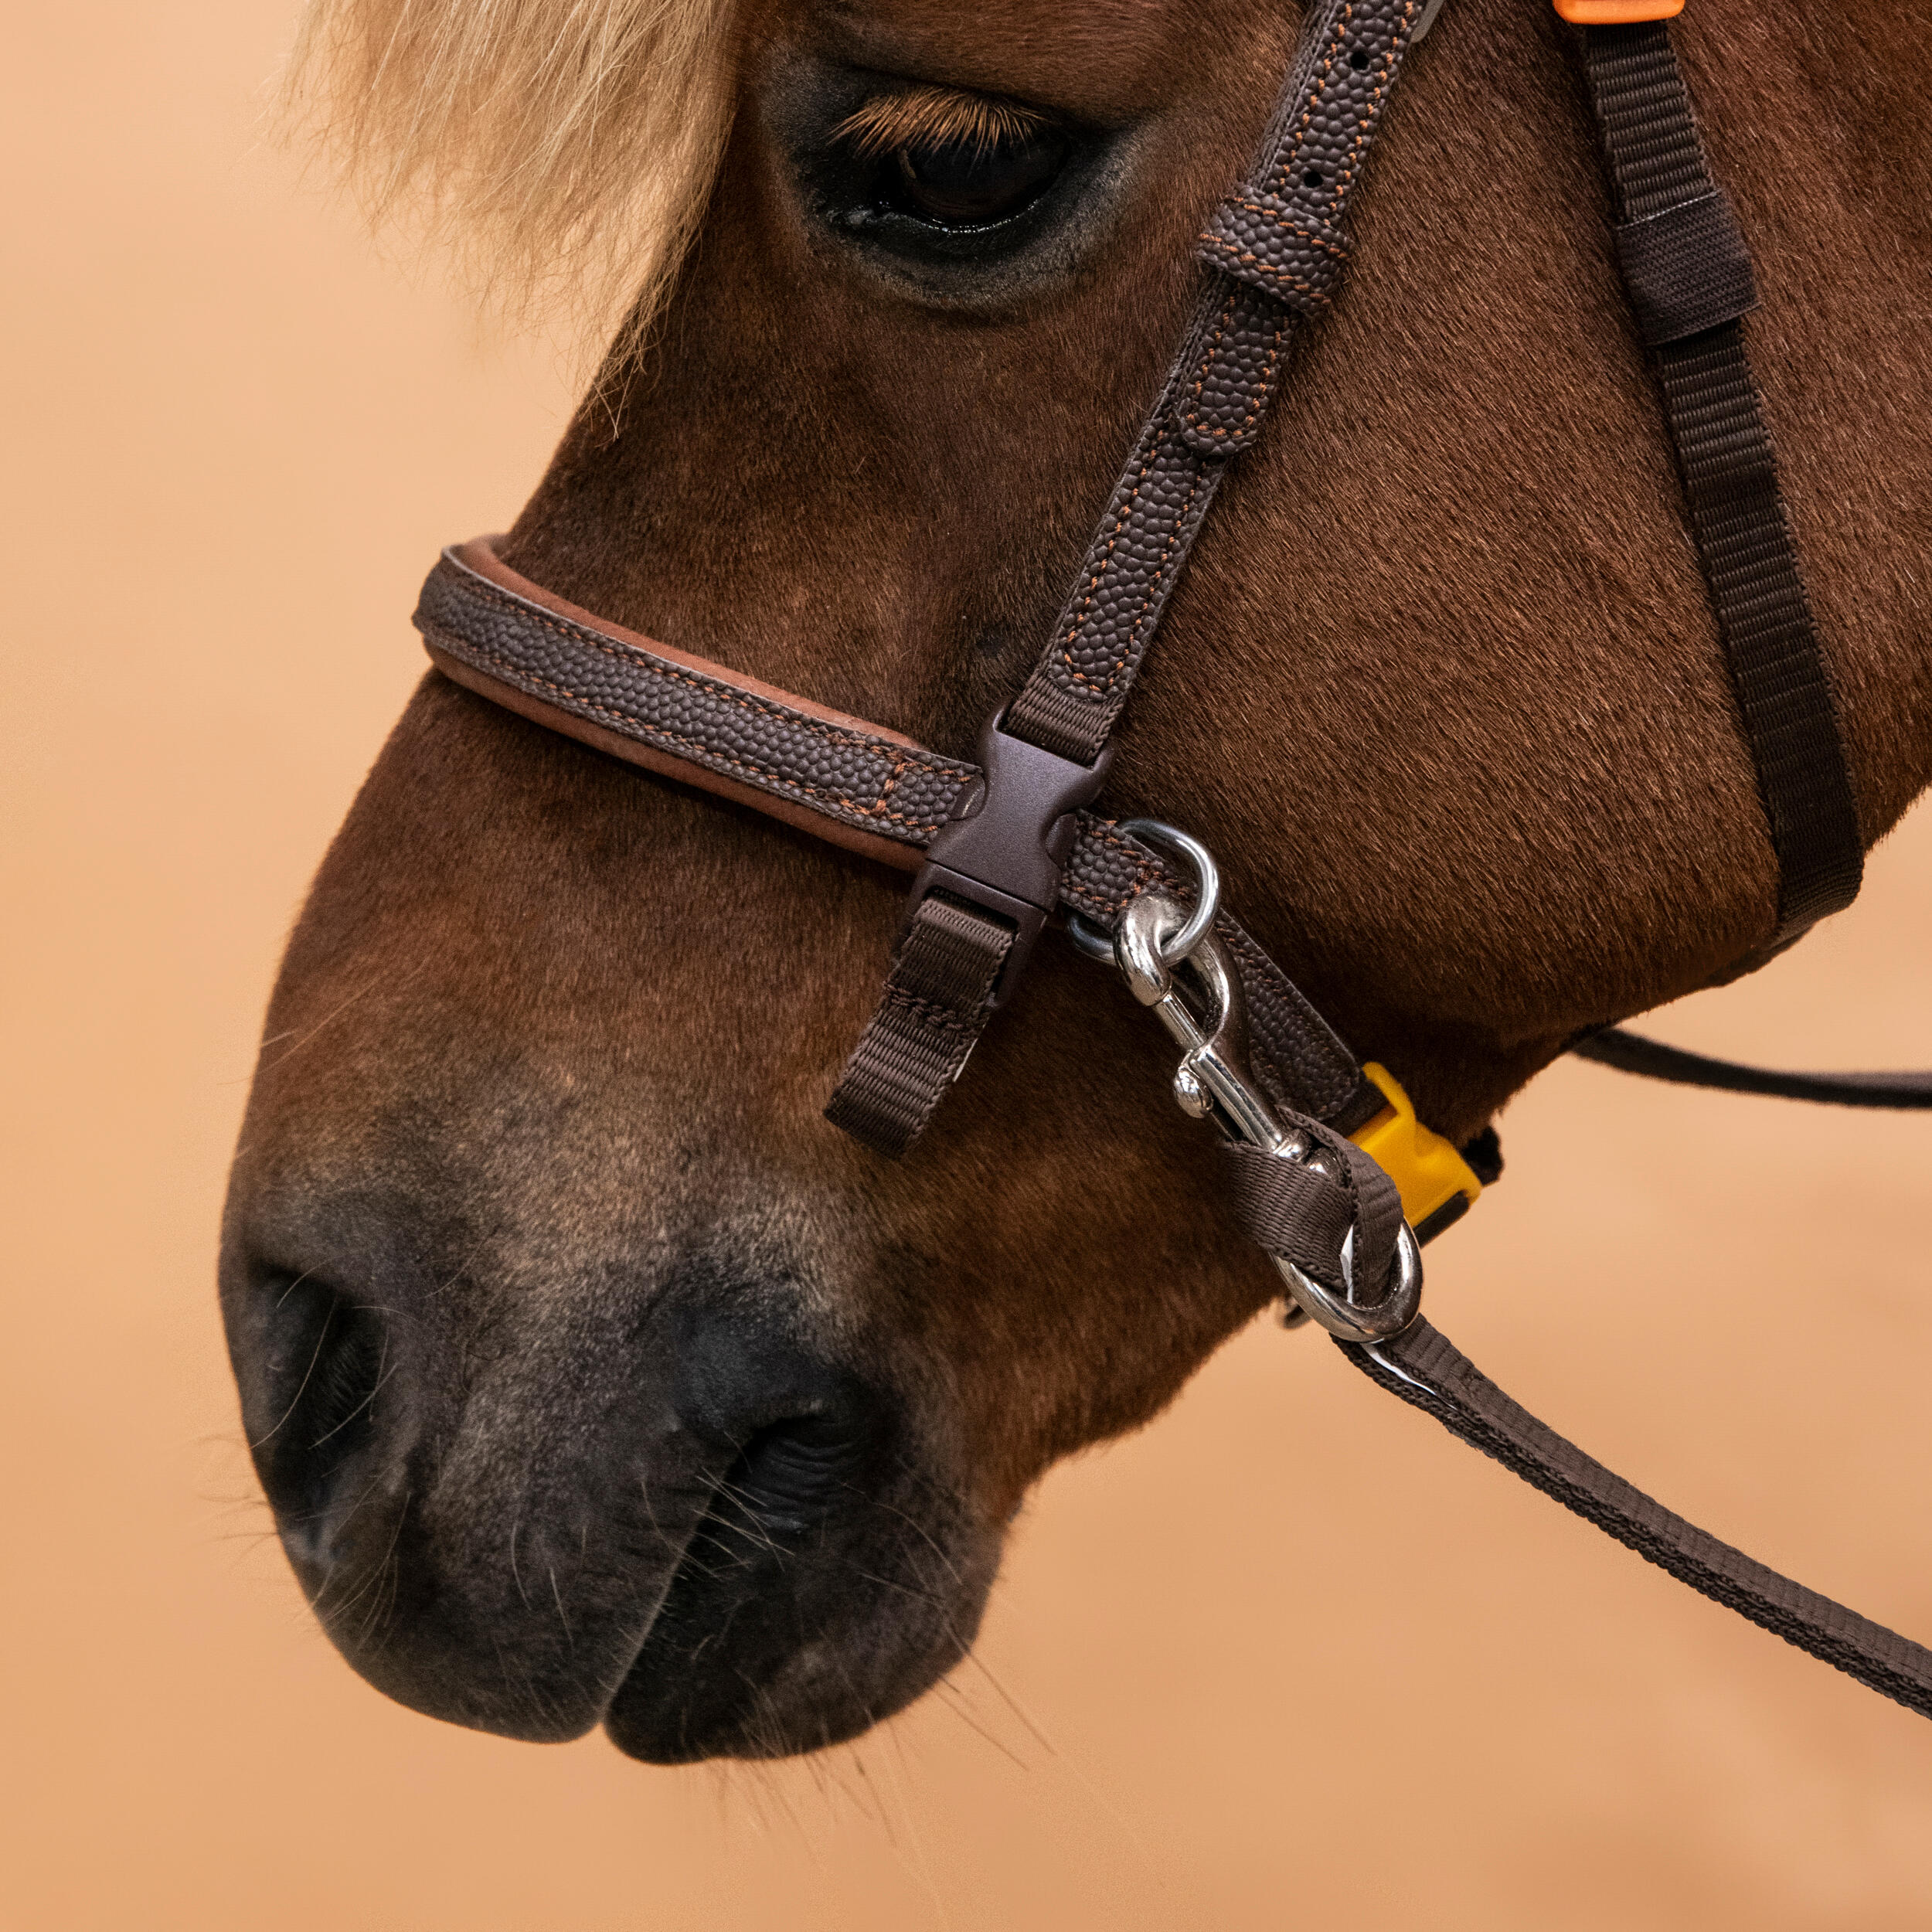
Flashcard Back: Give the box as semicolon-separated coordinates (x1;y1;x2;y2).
1219;199;1350;258
1060;451;1207;696
1055;418;1172;661
1272;0;1416;208
1188;286;1236;408
1333;1;1418;189
872;752;912;817
1182;283;1291;440
1060;821;1168;917
1275;0;1357;193
1182;284;1242;437
1197;234;1333;304
1045;406;1196;697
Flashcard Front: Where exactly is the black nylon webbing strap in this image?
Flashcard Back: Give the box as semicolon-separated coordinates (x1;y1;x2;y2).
1344;1319;1932;1722
1572;1025;1932;1110
1580;22;1862;943
821;896;1013;1157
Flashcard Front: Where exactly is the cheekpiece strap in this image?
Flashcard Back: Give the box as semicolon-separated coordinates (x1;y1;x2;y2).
832;0;1439;1153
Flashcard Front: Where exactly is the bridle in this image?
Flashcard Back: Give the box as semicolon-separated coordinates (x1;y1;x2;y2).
410;0;1932;1719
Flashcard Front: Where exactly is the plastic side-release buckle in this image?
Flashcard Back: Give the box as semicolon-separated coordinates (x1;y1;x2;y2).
1350;1062;1484;1243
906;713;1114;1008
1552;0;1682;21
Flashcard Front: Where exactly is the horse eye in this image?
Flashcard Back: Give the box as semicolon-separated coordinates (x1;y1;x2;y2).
804;90;1098;276
889;128;1069;228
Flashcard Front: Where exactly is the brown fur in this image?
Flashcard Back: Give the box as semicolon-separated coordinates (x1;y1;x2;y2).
226;0;1932;1757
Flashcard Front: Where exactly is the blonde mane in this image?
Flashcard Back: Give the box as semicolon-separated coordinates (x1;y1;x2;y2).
282;0;740;343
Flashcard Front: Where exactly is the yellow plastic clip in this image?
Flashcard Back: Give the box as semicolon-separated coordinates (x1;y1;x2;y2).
1552;0;1683;22
1349;1063;1483;1240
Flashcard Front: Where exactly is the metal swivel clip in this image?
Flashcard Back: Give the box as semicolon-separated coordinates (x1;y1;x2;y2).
1068;821;1422;1343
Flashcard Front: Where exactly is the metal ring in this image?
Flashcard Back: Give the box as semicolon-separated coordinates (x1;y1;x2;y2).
1064;909;1118;963
1119;821;1221;962
1277;1222;1423;1344
1065;819;1222;966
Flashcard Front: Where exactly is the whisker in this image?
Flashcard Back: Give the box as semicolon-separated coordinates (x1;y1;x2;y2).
249;1276;331;1448
931;1677;1030;1770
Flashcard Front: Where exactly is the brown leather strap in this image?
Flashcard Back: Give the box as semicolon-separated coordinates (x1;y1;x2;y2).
1345;1320;1932;1722
1218;1149;1932;1721
417;539;975;869
1580;22;1863;944
412;541;1385;1134
1003;0;1433;765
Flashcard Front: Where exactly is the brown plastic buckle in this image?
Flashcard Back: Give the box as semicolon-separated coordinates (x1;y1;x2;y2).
906;713;1114;1007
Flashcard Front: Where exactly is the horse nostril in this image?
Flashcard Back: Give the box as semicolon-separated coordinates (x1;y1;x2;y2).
253;1272;387;1536
723;1411;870;1534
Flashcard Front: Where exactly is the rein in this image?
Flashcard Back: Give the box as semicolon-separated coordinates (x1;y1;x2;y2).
411;0;1932;1719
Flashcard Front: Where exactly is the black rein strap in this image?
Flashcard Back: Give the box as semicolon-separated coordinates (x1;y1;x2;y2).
1575;1025;1932;1110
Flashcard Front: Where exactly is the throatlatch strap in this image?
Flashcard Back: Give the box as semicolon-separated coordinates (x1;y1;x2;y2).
1580;22;1862;943
1573;1026;1932;1110
1345;1321;1932;1721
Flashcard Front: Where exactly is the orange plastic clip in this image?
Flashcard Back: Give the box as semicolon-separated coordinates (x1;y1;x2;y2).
1348;1063;1483;1239
1552;0;1683;21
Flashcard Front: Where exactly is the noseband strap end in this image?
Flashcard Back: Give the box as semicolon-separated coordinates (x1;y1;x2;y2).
823;895;1015;1159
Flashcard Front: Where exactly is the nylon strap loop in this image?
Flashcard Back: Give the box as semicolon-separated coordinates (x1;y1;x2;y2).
822;896;1014;1158
1613;189;1757;345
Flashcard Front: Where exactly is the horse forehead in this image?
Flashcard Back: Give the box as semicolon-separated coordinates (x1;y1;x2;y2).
793;0;1236;112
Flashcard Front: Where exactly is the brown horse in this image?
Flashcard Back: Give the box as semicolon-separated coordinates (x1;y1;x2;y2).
223;0;1932;1761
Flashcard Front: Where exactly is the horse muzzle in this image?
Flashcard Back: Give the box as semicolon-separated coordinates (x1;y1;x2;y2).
219;1210;996;1760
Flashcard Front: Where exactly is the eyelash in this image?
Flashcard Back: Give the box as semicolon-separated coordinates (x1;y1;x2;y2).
831;87;1053;166
832;95;1071;232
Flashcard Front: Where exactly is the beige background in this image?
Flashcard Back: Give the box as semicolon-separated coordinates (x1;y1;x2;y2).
6;6;1932;1927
